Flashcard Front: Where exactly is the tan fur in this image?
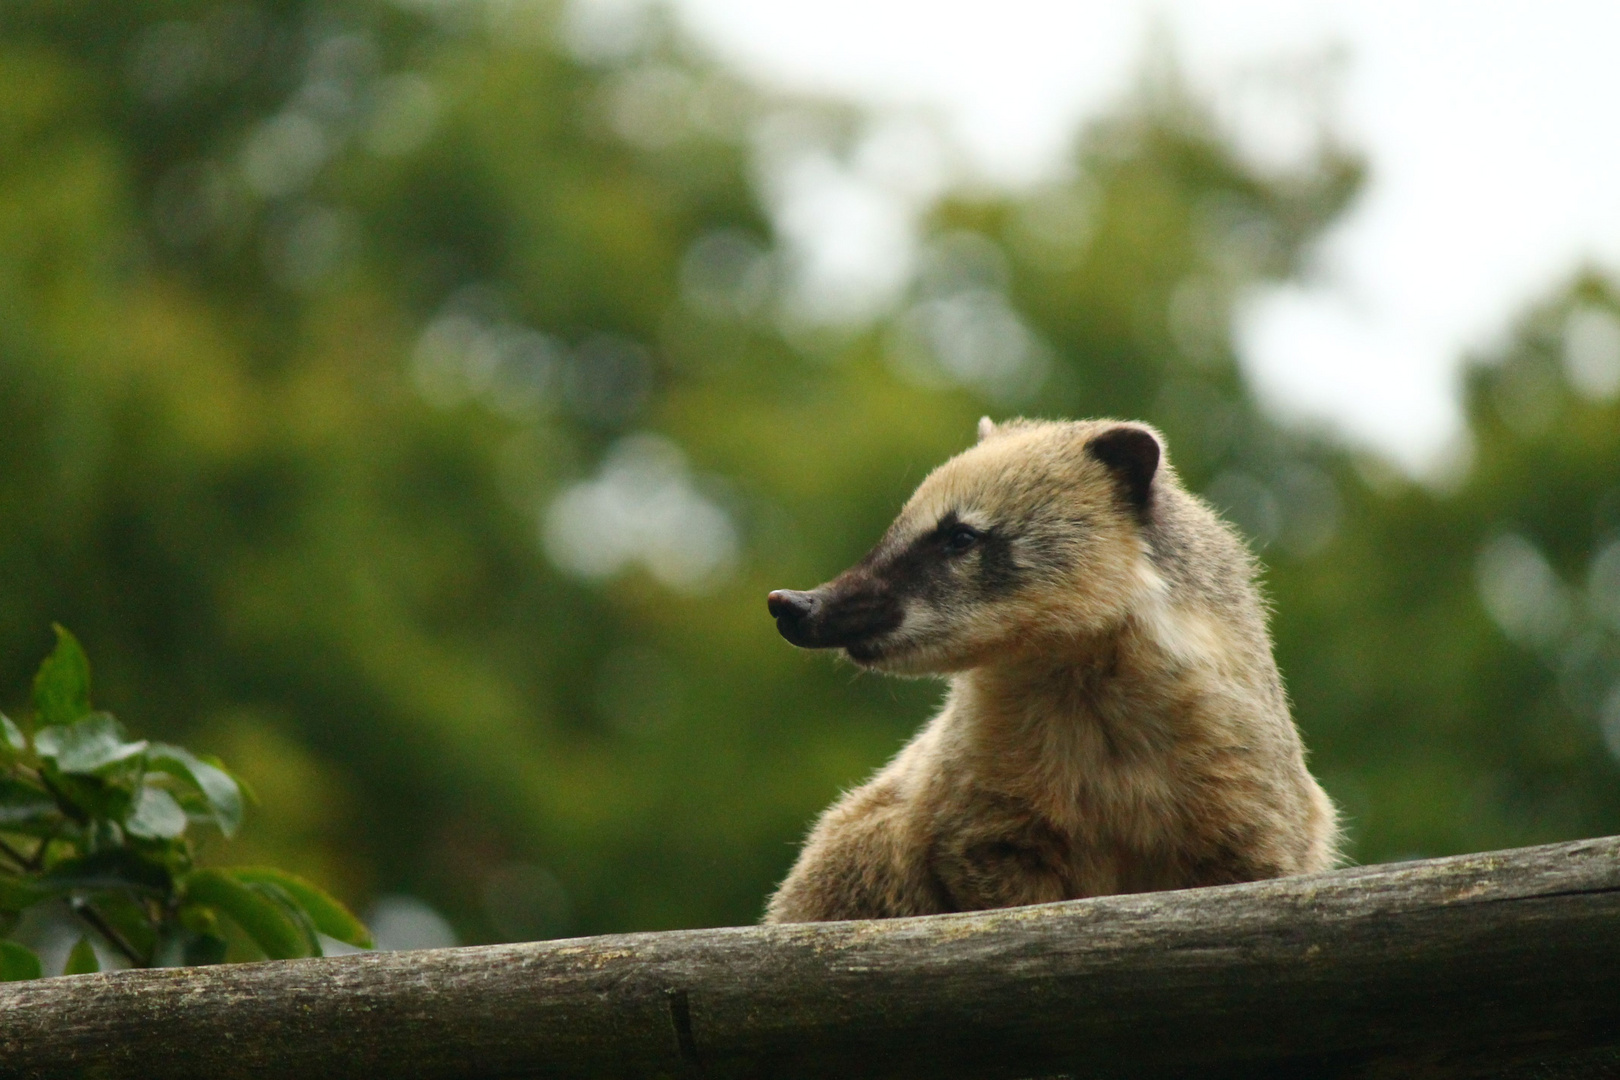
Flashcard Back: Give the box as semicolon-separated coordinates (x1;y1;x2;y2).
764;418;1338;923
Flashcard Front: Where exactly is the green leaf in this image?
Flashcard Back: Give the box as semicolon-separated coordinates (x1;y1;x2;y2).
45;850;172;897
176;902;221;938
32;626;92;728
230;868;372;949
148;744;244;837
245;880;320;957
181;869;311;960
88;892;158;959
183;932;228;966
123;784;187;840
44;771;134;826
1;712;23;756
202;755;258;807
0;777;58;828
0;876;52;913
34;713;146;775
0;941;42;982
63;935;99;975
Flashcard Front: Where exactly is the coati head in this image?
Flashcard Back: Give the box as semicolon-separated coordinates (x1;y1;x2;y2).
767;417;1169;674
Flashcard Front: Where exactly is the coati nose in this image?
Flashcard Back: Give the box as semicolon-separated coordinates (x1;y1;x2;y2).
768;589;816;622
767;589;819;644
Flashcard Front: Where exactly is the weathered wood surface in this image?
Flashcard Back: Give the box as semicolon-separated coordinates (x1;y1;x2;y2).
2;836;1618;1080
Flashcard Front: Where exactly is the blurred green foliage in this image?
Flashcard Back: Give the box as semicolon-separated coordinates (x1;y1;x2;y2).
1;0;1616;947
2;627;370;978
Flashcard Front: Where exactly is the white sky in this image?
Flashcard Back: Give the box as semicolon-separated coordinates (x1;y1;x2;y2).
662;0;1620;473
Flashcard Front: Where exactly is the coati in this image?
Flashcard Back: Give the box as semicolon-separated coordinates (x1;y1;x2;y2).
762;417;1337;923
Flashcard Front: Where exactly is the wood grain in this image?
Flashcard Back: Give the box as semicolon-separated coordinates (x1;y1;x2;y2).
3;836;1618;1079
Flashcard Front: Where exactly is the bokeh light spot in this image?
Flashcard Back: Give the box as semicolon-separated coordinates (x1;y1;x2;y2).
543;434;739;593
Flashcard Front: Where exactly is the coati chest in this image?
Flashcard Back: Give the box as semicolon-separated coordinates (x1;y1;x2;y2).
919;692;1248;909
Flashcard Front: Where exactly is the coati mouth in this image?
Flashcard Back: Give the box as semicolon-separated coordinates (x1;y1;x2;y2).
767;586;903;661
842;640;886;665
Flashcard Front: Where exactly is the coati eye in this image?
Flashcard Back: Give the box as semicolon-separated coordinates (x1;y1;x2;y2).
942;524;980;555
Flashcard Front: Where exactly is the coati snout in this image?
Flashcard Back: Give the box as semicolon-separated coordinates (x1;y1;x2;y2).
767;574;902;656
767;510;997;665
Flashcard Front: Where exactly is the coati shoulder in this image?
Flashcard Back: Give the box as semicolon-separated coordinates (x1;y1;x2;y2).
763;417;1338;922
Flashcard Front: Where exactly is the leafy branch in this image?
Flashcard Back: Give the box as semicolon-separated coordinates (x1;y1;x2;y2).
1;626;371;981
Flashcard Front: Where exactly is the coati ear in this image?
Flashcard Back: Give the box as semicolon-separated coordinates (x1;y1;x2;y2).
977;416;997;442
1086;425;1161;513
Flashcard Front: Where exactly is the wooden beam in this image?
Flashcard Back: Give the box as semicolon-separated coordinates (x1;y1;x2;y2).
3;836;1619;1079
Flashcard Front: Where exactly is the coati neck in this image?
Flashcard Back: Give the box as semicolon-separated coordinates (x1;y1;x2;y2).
947;618;1186;783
